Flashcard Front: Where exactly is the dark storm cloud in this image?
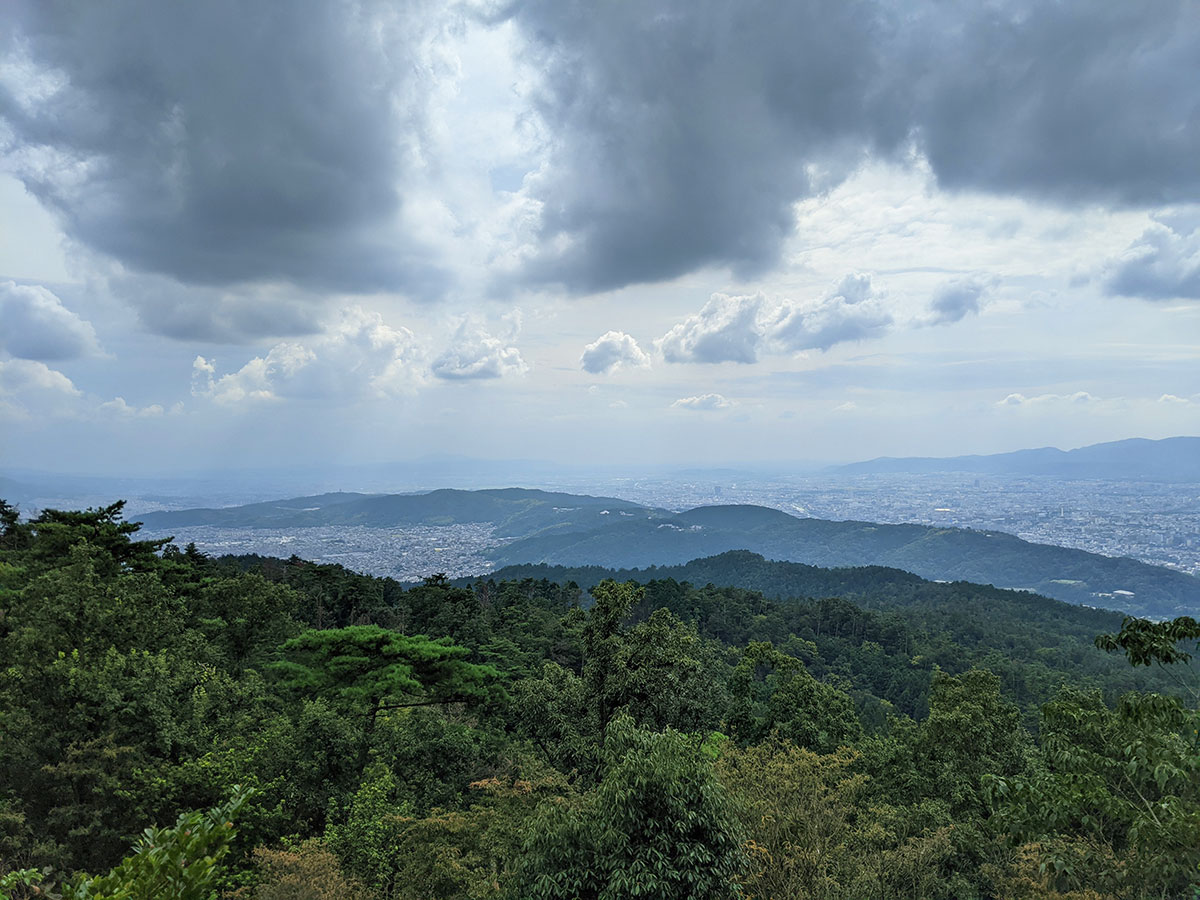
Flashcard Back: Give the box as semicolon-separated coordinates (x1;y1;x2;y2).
0;0;448;301
505;0;907;293
503;0;1200;292
111;273;327;344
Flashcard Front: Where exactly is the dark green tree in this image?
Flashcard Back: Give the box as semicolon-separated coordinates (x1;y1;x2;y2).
517;715;745;900
272;625;500;775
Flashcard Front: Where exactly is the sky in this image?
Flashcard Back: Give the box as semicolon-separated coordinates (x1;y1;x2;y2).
1;0;1198;476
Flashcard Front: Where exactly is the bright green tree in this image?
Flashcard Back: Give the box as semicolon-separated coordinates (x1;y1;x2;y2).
63;787;252;900
986;687;1200;897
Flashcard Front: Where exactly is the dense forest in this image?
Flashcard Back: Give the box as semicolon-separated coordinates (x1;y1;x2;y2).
1;500;1198;899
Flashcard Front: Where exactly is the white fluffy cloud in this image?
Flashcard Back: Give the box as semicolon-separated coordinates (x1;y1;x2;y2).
432;318;528;381
0;358;80;396
658;293;763;364
657;275;892;364
193;307;427;405
0;357;82;419
580;331;651;374
672;392;733;410
764;274;892;353
1105;212;1200;300
0;281;100;360
98;397;165;418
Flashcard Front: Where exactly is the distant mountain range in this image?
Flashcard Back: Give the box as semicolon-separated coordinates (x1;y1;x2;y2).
833;436;1200;481
138;487;1200;618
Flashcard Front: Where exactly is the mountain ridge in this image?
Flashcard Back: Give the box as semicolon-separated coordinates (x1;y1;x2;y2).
833;435;1200;480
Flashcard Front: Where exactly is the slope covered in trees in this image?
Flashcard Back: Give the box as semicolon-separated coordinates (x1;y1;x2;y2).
491;504;1200;617
1;499;1198;899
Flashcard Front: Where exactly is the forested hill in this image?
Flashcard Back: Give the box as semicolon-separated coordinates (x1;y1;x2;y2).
138;487;666;536
492;504;1200;618
477;549;1125;632
471;550;1150;708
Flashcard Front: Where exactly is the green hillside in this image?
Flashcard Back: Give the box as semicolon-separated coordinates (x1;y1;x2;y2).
493;504;1200;618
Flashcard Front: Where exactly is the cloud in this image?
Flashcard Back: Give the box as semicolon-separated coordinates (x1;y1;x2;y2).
0;357;80;396
1104;213;1200;300
0;357;81;419
98;397;164;418
658;275;891;364
193;307;427;405
997;391;1101;408
109;272;327;343
431;317;528;381
580;331;651;374
764;274;892;353
0;0;449;295
672;392;733;411
504;0;1200;292
0;281;100;359
658;294;764;364
925;278;988;325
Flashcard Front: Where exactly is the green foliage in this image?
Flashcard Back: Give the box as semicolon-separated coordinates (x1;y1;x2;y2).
64;787;252;900
718;740;956;900
728;641;862;752
324;764;411;898
273;626;498;711
517;715;745;900
1097;615;1200;667
4;498;1200;899
987;688;1200;898
272;625;500;776
0;868;50;900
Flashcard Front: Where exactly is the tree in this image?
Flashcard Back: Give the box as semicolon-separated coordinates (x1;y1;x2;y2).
23;502;169;578
272;626;500;775
1096;615;1200;707
727;641;861;752
63;787;252;900
517;715;745;900
986;687;1200;897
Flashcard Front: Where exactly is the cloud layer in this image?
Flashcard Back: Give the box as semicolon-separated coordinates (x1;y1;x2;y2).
1;0;448;296
506;0;1200;291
